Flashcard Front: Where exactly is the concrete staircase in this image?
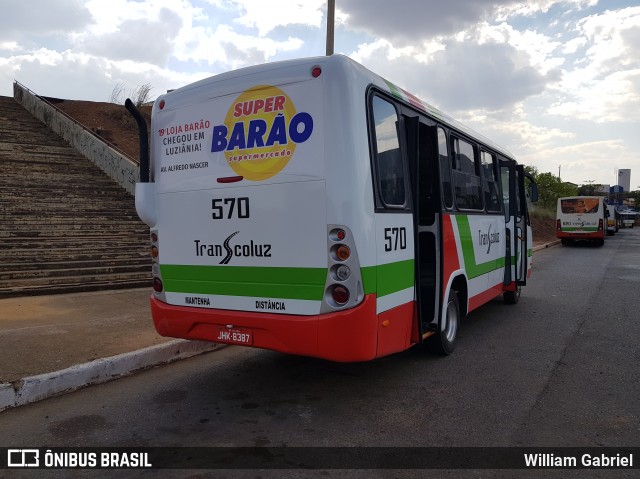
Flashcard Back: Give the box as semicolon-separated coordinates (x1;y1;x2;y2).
0;96;151;297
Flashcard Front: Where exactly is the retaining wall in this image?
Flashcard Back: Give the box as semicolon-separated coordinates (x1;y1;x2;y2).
13;82;139;195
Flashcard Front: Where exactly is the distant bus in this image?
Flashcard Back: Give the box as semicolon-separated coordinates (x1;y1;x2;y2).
556;196;606;246
619;211;636;228
128;54;538;361
606;204;617;235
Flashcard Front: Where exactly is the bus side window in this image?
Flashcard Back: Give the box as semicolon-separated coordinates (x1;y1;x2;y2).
437;127;453;209
371;96;406;207
451;137;483;210
481;151;502;213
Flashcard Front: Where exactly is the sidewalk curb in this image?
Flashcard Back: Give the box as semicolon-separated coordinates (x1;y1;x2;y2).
533;240;561;252
0;340;226;412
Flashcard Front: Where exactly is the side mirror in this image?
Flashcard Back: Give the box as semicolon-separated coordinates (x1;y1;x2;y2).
528;183;539;203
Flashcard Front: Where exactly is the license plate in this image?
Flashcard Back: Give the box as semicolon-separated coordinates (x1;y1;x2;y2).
214;326;253;345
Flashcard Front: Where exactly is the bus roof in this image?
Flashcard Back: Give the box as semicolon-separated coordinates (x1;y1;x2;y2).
159;54;516;161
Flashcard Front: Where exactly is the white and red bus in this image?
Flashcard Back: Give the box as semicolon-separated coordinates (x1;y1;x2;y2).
556;196;606;246
128;55;537;361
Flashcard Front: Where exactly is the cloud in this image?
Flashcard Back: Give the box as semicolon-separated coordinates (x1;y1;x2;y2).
0;0;93;42
228;0;326;36
338;0;595;45
548;7;640;122
353;38;558;113
519;140;635;185
81;8;182;66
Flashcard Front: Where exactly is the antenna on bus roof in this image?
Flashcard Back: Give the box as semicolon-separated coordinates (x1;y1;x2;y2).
326;0;335;56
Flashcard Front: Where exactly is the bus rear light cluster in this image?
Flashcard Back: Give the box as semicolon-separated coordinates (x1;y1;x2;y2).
598;219;603;231
556;219;561;230
150;230;163;293
322;226;363;311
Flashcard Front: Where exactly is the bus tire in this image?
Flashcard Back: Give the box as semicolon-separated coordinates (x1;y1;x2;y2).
503;285;521;305
427;290;460;355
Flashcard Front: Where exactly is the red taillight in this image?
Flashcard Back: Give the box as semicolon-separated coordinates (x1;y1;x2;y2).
151;246;159;258
311;66;322;78
556;219;561;230
151;232;158;242
153;278;163;292
332;285;349;305
159;99;165;110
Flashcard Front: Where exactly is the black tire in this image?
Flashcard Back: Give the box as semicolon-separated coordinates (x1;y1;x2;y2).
503;285;521;304
427;290;460;355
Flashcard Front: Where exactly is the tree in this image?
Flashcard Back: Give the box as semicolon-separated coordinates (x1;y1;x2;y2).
535;172;578;211
578;180;598;196
109;83;153;106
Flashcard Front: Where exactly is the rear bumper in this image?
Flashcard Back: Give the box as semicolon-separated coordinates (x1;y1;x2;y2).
556;230;604;240
150;293;411;362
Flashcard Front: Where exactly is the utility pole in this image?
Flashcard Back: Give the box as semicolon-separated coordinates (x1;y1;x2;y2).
558;164;561;181
326;0;335;56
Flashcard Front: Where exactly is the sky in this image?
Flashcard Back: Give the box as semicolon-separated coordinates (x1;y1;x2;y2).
1;0;639;188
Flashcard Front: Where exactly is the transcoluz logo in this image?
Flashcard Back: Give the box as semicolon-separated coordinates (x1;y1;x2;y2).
210;85;314;181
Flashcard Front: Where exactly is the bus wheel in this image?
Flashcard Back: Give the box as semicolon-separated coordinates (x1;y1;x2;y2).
503;285;521;305
427;290;460;355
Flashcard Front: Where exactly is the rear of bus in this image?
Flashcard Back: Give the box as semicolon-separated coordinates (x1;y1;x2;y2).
556;196;606;245
133;56;383;361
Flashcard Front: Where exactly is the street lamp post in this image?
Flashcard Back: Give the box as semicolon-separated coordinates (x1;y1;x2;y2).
326;0;335;56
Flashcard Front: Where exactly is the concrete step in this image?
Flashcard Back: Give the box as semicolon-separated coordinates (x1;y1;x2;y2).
2;262;151;280
0;95;151;296
0;278;153;299
0;269;152;289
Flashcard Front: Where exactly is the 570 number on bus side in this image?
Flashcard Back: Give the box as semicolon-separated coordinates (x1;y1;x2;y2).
384;227;407;252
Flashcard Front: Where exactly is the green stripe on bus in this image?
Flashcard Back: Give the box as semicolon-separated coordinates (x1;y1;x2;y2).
561;227;598;232
361;259;414;298
160;265;327;301
383;80;404;101
455;215;506;279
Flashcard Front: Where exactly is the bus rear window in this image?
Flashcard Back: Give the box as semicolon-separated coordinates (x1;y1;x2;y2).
561;198;600;214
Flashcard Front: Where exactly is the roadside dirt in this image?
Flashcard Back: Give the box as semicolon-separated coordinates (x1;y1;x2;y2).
47;97;151;162
531;213;557;246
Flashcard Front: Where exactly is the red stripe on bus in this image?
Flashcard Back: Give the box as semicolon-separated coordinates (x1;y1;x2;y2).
441;214;461;296
376;301;415;357
468;282;503;312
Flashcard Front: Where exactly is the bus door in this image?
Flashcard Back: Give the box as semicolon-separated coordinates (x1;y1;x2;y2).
404;115;440;336
500;161;529;286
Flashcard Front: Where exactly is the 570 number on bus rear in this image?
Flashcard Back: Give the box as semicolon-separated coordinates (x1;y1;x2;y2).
212;197;250;219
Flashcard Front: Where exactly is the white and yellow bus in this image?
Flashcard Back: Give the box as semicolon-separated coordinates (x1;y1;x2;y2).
556;196;606;246
128;55;537;361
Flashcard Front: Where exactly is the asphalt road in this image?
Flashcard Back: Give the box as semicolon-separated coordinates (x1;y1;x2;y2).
1;228;639;478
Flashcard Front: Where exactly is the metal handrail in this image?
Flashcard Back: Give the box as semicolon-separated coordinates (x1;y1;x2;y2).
13;80;140;164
